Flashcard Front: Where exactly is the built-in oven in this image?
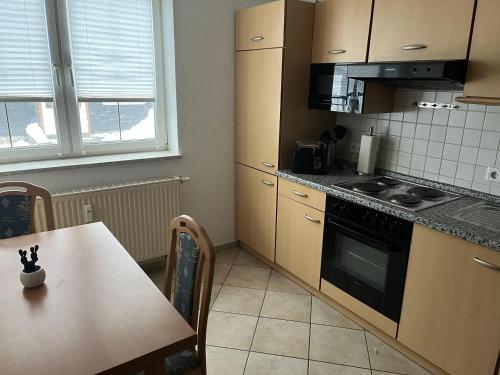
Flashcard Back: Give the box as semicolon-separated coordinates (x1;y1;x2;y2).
322;196;413;322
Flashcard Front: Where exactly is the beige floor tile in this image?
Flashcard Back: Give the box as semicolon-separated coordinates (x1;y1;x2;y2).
372;371;404;375
206;311;258;350
309;361;372;375
260;291;311;322
213;263;232;285
366;332;431;375
205;346;248;375
234;249;270;269
215;247;240;265
267;270;310;295
224;265;270;289
310;324;370;368
212;285;265;316
244;352;308;375
311;297;362;330
251;317;310;359
210;284;222;309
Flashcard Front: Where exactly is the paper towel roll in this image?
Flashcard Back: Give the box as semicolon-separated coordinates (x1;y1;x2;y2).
357;133;379;175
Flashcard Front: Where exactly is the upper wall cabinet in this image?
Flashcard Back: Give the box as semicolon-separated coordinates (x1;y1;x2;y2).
458;0;500;105
369;0;476;62
235;0;285;51
312;0;373;63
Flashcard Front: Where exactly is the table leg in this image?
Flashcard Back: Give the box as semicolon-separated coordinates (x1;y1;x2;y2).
145;357;165;375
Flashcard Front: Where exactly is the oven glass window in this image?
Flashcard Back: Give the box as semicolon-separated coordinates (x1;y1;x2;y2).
333;233;389;291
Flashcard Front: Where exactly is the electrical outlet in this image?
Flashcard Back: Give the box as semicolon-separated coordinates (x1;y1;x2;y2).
486;167;499;182
350;143;361;153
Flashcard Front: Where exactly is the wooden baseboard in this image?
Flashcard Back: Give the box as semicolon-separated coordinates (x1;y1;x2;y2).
240;242;448;375
455;96;500;106
214;241;240;252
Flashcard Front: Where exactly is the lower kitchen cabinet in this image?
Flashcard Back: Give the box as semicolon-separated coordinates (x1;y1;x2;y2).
398;225;500;375
235;163;277;262
276;194;324;289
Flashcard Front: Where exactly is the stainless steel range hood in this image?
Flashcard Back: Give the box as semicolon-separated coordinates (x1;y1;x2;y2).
346;60;468;90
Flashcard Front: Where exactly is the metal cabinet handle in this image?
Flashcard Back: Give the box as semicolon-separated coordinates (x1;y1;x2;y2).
251;35;264;42
304;214;320;224
473;257;500;272
261;180;274;187
292;190;308;198
401;44;427;51
262;161;275;168
328;49;346;55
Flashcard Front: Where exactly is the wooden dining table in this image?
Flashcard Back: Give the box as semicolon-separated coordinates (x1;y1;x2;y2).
0;222;196;375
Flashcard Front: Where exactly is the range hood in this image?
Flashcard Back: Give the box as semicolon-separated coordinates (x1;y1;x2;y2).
346;60;468;90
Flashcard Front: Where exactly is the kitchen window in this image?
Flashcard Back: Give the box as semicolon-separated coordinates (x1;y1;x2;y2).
0;0;170;164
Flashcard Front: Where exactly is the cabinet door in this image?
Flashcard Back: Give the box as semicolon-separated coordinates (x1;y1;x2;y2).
312;0;373;63
369;0;475;62
463;0;500;100
236;49;282;173
276;194;324;289
235;163;277;262
235;0;285;51
398;225;500;375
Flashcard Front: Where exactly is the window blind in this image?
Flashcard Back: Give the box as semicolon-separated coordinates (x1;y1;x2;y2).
68;0;156;100
0;0;54;99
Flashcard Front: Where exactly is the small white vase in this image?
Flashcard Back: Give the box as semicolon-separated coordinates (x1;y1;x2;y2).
20;267;46;288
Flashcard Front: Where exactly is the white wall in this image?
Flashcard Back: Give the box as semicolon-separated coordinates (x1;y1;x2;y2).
0;0;268;246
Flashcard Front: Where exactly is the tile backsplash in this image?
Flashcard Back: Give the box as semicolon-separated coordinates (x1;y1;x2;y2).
336;89;500;196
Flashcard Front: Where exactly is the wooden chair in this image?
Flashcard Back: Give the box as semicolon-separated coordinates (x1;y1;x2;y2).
162;215;216;375
0;181;55;239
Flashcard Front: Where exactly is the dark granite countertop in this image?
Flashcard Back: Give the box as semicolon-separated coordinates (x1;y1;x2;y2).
276;165;500;251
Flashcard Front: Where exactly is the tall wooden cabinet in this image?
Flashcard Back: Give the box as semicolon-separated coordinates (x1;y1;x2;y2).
311;0;373;64
457;0;500;106
235;0;334;261
398;225;500;375
368;0;475;62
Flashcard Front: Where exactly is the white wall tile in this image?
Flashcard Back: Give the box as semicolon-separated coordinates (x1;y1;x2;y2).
459;146;479;164
465;111;485;130
448;111;466;128
483;113;500;132
476;149;497;167
427;141;444;158
443;143;460;160
336;90;500;196
415;124;431;140
479;131;500;150
429;125;446;142
456;163;475;181
462;129;482;147
445;127;464;145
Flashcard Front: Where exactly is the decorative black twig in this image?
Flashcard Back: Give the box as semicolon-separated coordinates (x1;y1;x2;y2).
18;245;41;273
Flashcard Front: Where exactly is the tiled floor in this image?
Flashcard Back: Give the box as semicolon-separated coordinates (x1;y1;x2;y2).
147;247;432;375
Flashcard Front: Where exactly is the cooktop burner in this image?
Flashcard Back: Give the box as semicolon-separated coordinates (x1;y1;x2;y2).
339;176;460;211
407;186;445;201
389;194;422;207
376;177;402;187
352;182;386;194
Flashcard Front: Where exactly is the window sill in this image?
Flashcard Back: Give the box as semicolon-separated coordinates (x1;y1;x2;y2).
0;150;182;176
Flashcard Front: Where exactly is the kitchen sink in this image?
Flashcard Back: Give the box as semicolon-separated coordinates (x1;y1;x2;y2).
450;202;500;232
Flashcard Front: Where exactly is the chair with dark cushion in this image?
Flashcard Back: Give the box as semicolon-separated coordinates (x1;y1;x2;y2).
0;182;55;239
140;215;216;375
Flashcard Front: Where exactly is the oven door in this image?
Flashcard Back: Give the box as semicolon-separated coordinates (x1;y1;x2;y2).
322;218;407;322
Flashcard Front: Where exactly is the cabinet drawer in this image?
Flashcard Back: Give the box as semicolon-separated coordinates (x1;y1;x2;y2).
276;195;324;289
312;0;373;63
279;178;326;211
236;0;285;51
236;163;277;262
369;0;475;62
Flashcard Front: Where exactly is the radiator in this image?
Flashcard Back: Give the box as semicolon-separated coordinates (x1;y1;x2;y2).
34;177;184;262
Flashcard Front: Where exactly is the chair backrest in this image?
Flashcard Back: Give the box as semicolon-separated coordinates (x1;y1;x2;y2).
164;215;215;372
0;182;55;239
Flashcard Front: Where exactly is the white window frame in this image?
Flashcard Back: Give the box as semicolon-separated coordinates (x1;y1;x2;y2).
0;0;173;164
